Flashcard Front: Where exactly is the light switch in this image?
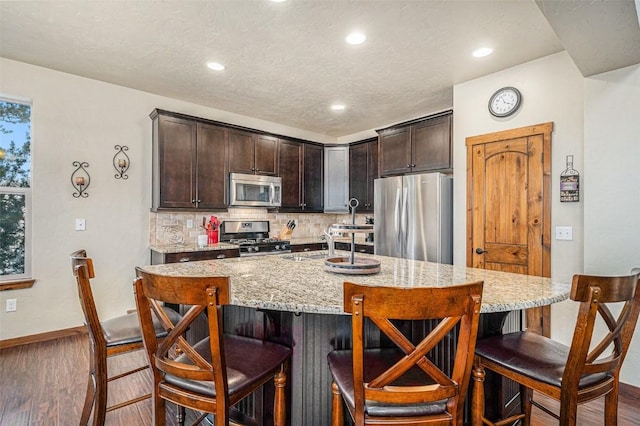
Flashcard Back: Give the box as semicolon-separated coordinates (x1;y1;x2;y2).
75;218;86;231
555;226;572;240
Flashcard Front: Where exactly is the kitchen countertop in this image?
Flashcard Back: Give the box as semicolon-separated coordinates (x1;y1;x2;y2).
150;238;374;254
150;242;239;253
137;251;570;315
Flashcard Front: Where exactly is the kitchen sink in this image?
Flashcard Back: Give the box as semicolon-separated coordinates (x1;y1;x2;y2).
282;252;328;261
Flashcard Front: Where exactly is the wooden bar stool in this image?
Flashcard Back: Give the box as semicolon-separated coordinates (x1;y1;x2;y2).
328;280;484;426
70;250;182;425
472;273;640;425
134;268;292;426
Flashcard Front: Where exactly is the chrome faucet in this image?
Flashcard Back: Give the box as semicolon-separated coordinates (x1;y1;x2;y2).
323;225;335;256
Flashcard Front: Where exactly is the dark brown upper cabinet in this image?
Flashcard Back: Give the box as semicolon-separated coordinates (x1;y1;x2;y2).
228;129;279;176
378;112;452;177
349;138;378;212
279;140;323;212
151;110;228;210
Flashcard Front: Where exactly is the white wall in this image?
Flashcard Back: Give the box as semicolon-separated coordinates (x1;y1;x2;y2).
453;52;640;387
584;63;640;386
0;58;331;340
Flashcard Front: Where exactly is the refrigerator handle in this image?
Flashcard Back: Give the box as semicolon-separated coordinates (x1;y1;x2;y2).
401;187;408;251
395;188;402;252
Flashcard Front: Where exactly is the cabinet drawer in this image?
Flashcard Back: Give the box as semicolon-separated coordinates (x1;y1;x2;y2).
162;249;240;263
334;242;374;254
291;243;328;252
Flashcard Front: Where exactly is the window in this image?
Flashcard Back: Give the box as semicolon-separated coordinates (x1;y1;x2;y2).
0;99;32;284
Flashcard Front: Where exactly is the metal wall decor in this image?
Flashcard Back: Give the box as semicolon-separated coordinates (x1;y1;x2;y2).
71;161;90;198
560;155;580;202
113;145;130;179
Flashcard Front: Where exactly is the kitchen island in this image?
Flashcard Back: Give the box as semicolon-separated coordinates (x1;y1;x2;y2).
137;252;570;425
139;251;569;314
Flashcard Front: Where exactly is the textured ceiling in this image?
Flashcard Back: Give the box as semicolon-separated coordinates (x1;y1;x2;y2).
0;1;638;140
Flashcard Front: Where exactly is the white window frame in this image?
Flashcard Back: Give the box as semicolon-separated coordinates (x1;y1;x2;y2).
0;97;32;283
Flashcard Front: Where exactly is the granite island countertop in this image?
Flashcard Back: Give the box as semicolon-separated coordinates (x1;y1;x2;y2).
137;252;570;315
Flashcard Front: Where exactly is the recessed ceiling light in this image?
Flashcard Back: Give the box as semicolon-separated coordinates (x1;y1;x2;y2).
207;62;226;71
472;47;493;58
346;32;366;45
331;103;346;111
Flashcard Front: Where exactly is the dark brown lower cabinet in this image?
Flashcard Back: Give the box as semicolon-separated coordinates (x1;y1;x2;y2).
150;248;239;264
291;242;373;254
221;306;522;426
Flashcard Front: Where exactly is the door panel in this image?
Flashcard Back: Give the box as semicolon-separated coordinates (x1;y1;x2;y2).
482;139;529;271
158;115;196;209
197;123;228;209
279;140;302;210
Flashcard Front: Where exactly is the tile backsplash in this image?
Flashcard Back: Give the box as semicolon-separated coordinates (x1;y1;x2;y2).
150;208;373;246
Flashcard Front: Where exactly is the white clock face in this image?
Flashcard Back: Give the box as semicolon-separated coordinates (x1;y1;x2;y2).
489;87;521;117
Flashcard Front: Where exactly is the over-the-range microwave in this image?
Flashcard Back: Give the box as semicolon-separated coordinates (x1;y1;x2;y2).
229;173;282;208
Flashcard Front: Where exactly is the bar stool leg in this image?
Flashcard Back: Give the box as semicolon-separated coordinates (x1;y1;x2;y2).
472;363;486;426
273;366;287;426
331;381;344;426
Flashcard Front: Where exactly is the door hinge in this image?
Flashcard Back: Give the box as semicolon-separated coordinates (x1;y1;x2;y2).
541;234;544;245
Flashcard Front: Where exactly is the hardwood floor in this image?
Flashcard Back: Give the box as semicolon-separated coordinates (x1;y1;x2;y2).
0;333;638;425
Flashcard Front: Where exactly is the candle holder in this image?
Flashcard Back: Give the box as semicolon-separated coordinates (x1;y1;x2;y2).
113;145;130;180
71;161;90;198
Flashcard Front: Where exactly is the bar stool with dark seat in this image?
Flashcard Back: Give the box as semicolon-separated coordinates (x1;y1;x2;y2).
70;250;183;426
328;280;484;426
134;268;292;426
472;272;640;426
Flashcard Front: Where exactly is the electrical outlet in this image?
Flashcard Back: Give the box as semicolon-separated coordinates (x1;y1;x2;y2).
75;218;86;231
555;226;573;241
186;219;194;229
6;298;17;312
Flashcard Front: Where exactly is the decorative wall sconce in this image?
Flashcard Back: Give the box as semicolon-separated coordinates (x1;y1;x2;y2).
113;145;130;180
71;161;90;198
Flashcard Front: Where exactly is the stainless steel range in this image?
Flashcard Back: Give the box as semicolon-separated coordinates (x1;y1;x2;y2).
220;220;290;256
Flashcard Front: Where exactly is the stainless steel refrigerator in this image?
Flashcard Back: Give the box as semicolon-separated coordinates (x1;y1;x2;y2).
374;172;453;264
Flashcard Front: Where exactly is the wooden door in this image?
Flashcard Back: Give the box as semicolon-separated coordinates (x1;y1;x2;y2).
349;142;368;209
196;123;228;210
155;114;197;209
466;122;552;335
228;129;255;174
412;114;452;172
378;127;411;176
254;134;279;176
279;140;303;211
366;139;378;211
302;143;324;212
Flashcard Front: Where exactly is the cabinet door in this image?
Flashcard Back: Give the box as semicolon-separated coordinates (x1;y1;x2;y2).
196;123;228;209
411;114;452;172
349;143;368;209
366;140;378;211
379;127;411;176
324;146;349;212
303;144;324;212
155;115;197;209
254;134;279;176
279;140;303;211
228;129;255;174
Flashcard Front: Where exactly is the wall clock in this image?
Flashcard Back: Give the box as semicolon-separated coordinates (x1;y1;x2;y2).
488;86;522;117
